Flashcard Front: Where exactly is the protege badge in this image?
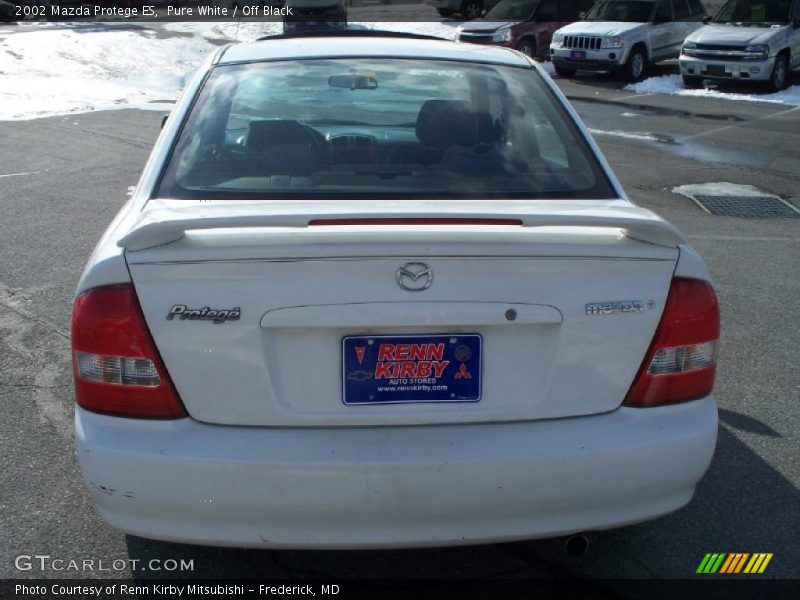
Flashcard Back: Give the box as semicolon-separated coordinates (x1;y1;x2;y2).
167;305;241;324
585;300;645;316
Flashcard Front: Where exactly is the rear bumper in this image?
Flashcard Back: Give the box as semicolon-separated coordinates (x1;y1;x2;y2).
679;55;775;82
75;398;717;549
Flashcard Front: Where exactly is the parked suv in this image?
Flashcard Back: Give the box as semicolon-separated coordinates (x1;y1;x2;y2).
551;0;707;81
458;0;597;59
680;0;800;92
425;0;501;20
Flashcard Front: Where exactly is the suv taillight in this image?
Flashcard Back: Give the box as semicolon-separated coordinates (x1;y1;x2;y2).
624;277;720;408
71;283;186;419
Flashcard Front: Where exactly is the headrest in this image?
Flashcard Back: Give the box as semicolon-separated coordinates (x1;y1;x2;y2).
415;100;479;148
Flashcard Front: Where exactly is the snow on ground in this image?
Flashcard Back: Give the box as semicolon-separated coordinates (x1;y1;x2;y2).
672;182;782;200
588;129;662;142
0;21;459;121
161;21;278;41
625;74;800;107
364;21;460;39
0;23;217;120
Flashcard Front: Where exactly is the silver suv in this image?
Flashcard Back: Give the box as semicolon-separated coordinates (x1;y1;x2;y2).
551;0;707;81
680;0;800;91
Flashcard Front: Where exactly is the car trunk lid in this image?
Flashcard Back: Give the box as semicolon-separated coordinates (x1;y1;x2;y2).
124;200;680;426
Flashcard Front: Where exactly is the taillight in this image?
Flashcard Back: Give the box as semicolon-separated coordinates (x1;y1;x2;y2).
71;283;186;419
624;277;720;408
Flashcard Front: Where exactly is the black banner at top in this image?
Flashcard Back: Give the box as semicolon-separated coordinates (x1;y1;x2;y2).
3;0;596;23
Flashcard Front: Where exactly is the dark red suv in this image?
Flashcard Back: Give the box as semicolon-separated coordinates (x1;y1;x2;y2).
457;0;597;59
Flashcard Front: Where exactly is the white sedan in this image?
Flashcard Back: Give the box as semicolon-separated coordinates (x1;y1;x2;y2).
72;31;719;549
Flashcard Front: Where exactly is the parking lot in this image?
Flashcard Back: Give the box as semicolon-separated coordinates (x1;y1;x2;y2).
0;18;798;581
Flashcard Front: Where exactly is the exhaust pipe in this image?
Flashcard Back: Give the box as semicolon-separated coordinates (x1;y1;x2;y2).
564;533;590;556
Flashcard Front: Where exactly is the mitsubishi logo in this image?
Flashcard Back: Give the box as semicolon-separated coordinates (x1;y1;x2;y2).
396;262;433;292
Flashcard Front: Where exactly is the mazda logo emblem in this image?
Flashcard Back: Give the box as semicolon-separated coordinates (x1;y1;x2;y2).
396;262;433;292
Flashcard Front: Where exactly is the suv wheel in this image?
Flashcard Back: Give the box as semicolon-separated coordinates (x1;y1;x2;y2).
682;74;702;89
621;47;647;82
765;54;788;93
516;39;536;58
554;65;577;77
461;0;483;20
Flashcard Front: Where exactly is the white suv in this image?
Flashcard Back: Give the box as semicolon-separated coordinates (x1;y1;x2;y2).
551;0;707;81
680;0;800;92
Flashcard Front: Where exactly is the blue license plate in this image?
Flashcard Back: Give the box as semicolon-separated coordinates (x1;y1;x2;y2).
570;50;587;60
342;334;482;405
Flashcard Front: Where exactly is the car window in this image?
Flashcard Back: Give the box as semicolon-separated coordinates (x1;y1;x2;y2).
655;0;673;20
484;0;539;20
580;0;599;15
714;0;793;23
535;0;560;20
157;59;614;201
558;0;583;20
484;75;566;168
671;0;691;18
585;1;657;22
687;0;705;15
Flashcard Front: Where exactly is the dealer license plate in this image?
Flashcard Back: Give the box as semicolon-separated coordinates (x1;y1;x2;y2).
342;334;482;405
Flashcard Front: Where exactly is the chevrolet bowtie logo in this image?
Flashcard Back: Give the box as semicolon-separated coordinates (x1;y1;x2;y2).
347;370;373;382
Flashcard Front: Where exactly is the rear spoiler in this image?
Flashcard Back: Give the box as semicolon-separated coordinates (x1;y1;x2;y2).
118;203;686;251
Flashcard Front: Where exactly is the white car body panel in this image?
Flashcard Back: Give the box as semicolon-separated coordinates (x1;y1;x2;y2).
118;199;685;251
73;36;718;548
219;36;530;67
76;398;717;548
680;20;800;81
688;23;789;46
554;20;646;37
128;245;676;426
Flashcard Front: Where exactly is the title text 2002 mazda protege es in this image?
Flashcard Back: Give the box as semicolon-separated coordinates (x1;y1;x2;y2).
72;31;719;548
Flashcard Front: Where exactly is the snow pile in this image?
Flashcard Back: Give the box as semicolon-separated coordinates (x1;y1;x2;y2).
0;21;462;121
162;20;279;41
672;182;781;200
364;21;460;39
0;24;221;120
588;129;661;142
625;74;800;106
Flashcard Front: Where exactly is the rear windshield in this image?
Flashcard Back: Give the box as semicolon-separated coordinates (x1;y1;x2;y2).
156;58;615;201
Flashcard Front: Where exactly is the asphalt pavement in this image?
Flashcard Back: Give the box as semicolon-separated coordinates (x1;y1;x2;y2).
0;58;798;581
